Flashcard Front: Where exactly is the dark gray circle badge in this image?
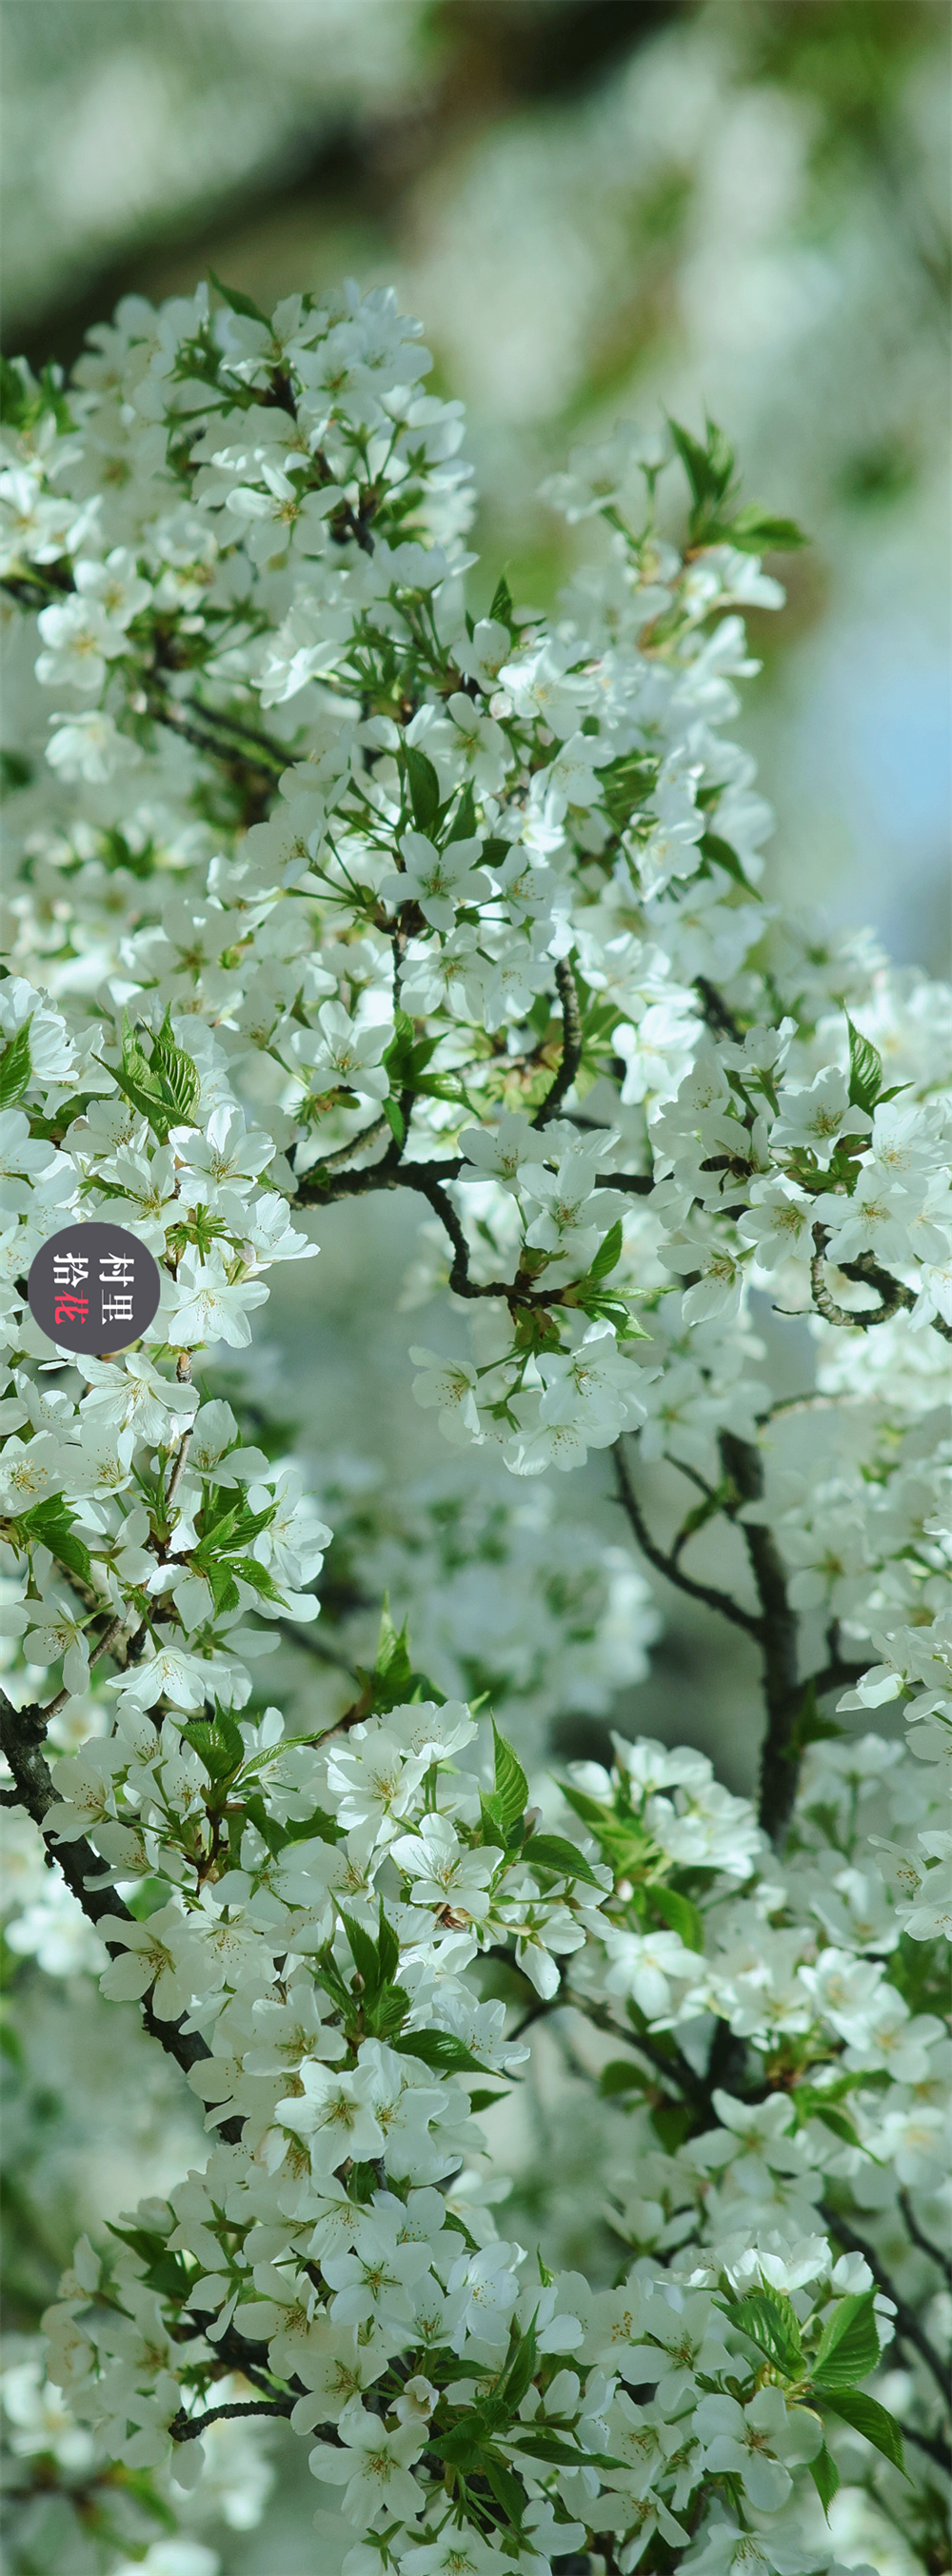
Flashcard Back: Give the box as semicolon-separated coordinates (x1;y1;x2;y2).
28;1222;161;1354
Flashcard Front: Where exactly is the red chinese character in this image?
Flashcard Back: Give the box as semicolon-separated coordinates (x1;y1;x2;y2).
53;1294;89;1326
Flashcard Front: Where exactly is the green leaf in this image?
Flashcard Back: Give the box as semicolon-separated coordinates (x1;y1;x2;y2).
587;1219;624;1283
208;269;270;327
382;1097;405;1145
650;1883;705;1952
598;2058;645;2098
180;1709;244;1783
108;1010;200;1142
280;1806;343;1847
483;2455;526;2527
0;356;72;437
0;750;33;798
807;2442;841;2518
446;783;478;843
718;2288;803;2379
667;413;736;529
498;2312;539;2413
375;1900;400;1990
725;505;808;553
812;2289;881;2390
150;1008;201;1124
488;572;514;627
342;1911;383;1994
510;2429;584;2467
845;1015;883;1118
468;2087;508;2112
15;1497;93;1591
392;2028;489;2076
492;1720;528;1839
0;355;30;428
818;2388;907;2476
0;1020;32;1108
699;829;749;886
649;2099;692;2152
811;2103;863;2149
478;1791;508;1849
404;744;441;835
523;1833;603;1889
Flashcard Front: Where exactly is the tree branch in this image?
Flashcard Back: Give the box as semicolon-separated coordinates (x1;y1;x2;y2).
611;1440;762;1638
170;2396;295;2443
811;1226;952;1343
718;1432;803;1845
0;1686;242;2132
566;1990;709;2115
902;2417;952;2477
533;958;584;1127
899;2188;952;2289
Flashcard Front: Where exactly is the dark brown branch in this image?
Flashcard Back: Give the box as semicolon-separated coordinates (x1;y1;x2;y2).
821;2203;952;2407
811;1226;952;1343
178;695;289;771
900;2188;952;2289
719;1432;803;1845
902;2418;952;2477
170;2397;295;2443
565;1991;709;2115
274;1616;360;1678
611;1440;762;1638
533;958;584;1127
807;1656;878;1701
694;976;743;1041
0;1687;243;2133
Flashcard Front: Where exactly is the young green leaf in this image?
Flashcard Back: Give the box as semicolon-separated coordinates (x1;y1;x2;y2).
845;1014;883;1118
392;2028;489;2075
208;269;271;327
0;1019;32;1109
812;2289;881;2389
16;1497;93;1592
650;1883;704;1952
404;744;441;835
598;2058;645;2098
488;572;514;627
818;2388;907;2476
718;2288;803;2378
807;2442;841;2518
492;1719;528;1837
587;1219;624;1283
726;505;808;553
523;1833;604;1888
667;415;735;513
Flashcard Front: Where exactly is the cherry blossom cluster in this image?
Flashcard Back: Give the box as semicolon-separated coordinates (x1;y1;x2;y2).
0;277;949;2575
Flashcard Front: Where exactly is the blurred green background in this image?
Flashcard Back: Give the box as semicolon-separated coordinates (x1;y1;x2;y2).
3;0;950;962
1;10;948;2572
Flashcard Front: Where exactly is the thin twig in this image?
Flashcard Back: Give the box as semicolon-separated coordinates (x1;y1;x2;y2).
899;2188;952;2289
902;2417;952;2477
274;1617;360;1678
611;1440;761;1638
